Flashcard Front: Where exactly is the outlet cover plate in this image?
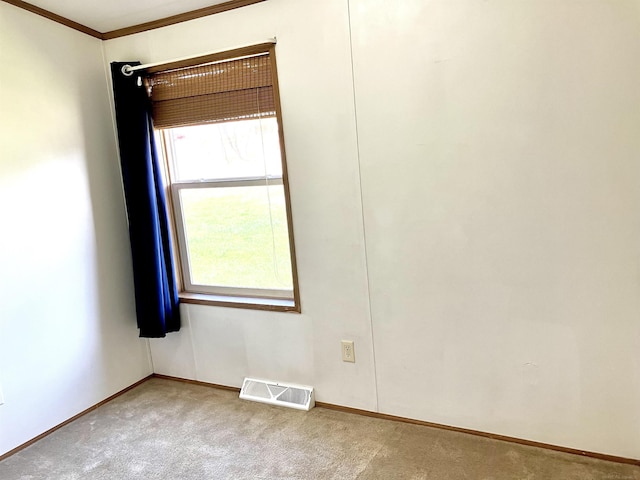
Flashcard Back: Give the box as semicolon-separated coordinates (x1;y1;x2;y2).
341;340;355;363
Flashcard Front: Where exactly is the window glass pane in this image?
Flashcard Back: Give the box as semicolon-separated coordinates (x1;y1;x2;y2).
169;118;282;181
179;185;293;291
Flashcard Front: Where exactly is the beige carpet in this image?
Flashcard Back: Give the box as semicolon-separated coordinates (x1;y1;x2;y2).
0;378;638;479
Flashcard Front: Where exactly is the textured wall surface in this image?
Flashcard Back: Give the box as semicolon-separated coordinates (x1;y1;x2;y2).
0;2;152;456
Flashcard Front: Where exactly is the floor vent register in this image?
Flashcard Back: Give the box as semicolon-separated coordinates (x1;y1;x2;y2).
240;377;315;411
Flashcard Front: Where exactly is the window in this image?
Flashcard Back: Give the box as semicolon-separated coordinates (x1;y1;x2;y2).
147;44;299;311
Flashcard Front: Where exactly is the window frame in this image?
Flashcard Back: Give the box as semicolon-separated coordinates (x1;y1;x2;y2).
169;172;292;300
150;44;301;313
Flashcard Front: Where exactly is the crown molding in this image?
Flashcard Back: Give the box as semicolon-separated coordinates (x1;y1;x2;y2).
1;0;102;38
0;0;267;40
102;0;267;40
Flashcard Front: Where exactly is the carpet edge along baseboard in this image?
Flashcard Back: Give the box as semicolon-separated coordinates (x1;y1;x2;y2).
1;373;638;468
0;375;153;462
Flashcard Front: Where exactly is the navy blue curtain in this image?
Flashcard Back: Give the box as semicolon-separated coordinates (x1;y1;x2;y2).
110;62;180;338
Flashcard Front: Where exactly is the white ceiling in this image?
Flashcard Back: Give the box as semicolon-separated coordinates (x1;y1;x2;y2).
23;0;234;33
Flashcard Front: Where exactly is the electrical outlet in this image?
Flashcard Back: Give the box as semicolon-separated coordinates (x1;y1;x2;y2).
341;340;355;363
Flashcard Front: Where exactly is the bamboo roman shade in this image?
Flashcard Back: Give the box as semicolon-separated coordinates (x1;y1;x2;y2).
147;53;275;129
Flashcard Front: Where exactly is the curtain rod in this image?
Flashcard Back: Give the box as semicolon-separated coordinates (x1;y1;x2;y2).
121;38;277;76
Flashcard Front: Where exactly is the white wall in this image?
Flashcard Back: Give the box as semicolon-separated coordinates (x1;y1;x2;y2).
100;0;639;460
350;0;640;459
0;3;152;456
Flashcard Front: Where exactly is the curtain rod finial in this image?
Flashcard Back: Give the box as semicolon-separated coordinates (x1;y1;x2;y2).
121;64;134;76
